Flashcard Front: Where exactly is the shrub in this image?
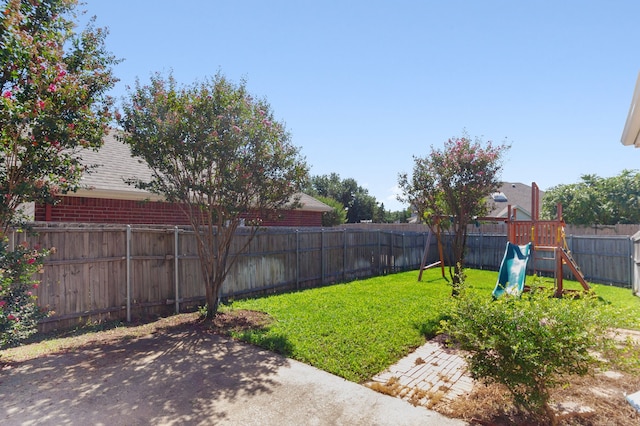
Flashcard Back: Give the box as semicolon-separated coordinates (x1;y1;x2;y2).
0;237;50;348
441;282;613;422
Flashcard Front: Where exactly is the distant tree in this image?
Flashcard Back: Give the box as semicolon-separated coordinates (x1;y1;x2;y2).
398;135;509;295
305;173;344;203
385;208;411;223
373;202;386;223
0;0;117;346
119;72;308;317
307;173;377;223
316;196;347;226
542;170;640;225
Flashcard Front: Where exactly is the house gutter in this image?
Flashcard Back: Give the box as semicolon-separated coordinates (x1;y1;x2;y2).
621;72;640;147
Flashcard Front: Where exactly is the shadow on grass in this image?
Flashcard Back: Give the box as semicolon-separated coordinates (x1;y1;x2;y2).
412;313;452;340
234;329;294;357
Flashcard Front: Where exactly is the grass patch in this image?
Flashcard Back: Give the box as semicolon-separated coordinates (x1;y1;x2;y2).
227;268;640;383
227;270;454;382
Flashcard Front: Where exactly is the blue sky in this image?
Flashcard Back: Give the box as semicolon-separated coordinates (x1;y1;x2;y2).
82;0;640;211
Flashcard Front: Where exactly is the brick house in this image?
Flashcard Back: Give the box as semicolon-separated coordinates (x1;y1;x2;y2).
34;131;332;226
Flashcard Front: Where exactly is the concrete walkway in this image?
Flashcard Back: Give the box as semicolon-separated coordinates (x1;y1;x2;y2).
0;328;467;426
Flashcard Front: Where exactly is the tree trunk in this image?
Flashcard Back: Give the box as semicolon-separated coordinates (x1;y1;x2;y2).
204;268;224;319
204;278;218;319
451;263;462;297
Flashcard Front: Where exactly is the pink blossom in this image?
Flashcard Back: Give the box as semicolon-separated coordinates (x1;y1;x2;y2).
2;90;11;98
232;125;241;133
27;258;36;265
7;314;16;321
0;301;6;308
47;83;57;93
37;99;45;109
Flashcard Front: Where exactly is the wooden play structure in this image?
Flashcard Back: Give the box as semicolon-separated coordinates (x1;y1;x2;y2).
418;182;590;296
505;182;590;296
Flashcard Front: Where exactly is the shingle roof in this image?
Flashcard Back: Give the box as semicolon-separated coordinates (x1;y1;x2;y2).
74;131;332;212
77;131;159;200
486;182;543;220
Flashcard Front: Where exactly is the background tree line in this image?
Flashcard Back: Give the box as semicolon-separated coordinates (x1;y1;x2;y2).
304;173;411;226
542;169;640;225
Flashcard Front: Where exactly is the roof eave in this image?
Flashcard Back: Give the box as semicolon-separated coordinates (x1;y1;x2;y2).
69;188;165;202
621;72;640;148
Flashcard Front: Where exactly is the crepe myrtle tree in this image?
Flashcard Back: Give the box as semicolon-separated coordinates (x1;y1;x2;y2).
0;0;118;232
398;135;509;295
0;0;117;345
119;72;309;318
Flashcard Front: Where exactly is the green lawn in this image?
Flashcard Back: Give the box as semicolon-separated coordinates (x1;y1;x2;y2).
227;268;640;383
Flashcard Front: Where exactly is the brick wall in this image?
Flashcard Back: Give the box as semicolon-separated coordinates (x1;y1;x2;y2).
34;196;323;227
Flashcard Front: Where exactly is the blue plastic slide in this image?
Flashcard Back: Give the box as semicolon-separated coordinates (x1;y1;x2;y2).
492;242;532;298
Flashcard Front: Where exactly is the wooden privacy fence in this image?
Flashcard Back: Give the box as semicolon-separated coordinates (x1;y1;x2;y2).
10;224;430;331
8;224;635;331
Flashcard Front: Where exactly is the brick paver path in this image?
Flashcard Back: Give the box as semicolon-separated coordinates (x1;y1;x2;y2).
366;341;474;407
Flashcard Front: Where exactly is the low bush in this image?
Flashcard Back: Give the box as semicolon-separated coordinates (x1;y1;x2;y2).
0;237;50;348
441;280;614;423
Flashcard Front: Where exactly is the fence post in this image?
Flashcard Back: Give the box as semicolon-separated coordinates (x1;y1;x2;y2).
628;236;634;290
321;229;325;285
174;226;179;314
402;233;406;271
377;230;381;275
480;229;484;270
296;229;300;290
126;225;131;323
343;229;347;282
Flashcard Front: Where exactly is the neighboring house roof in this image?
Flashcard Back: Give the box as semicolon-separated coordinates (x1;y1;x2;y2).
622;71;640;148
406;181;541;223
73;131;332;213
76;131;160;201
485;182;542;221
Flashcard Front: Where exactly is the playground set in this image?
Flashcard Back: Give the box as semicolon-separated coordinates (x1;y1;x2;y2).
418;182;590;297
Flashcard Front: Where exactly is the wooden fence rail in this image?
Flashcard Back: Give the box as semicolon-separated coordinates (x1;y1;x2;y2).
8;223;635;331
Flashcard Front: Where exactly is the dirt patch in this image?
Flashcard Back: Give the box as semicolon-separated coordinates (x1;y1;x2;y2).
429;342;640;425
0;310;273;364
210;309;274;333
